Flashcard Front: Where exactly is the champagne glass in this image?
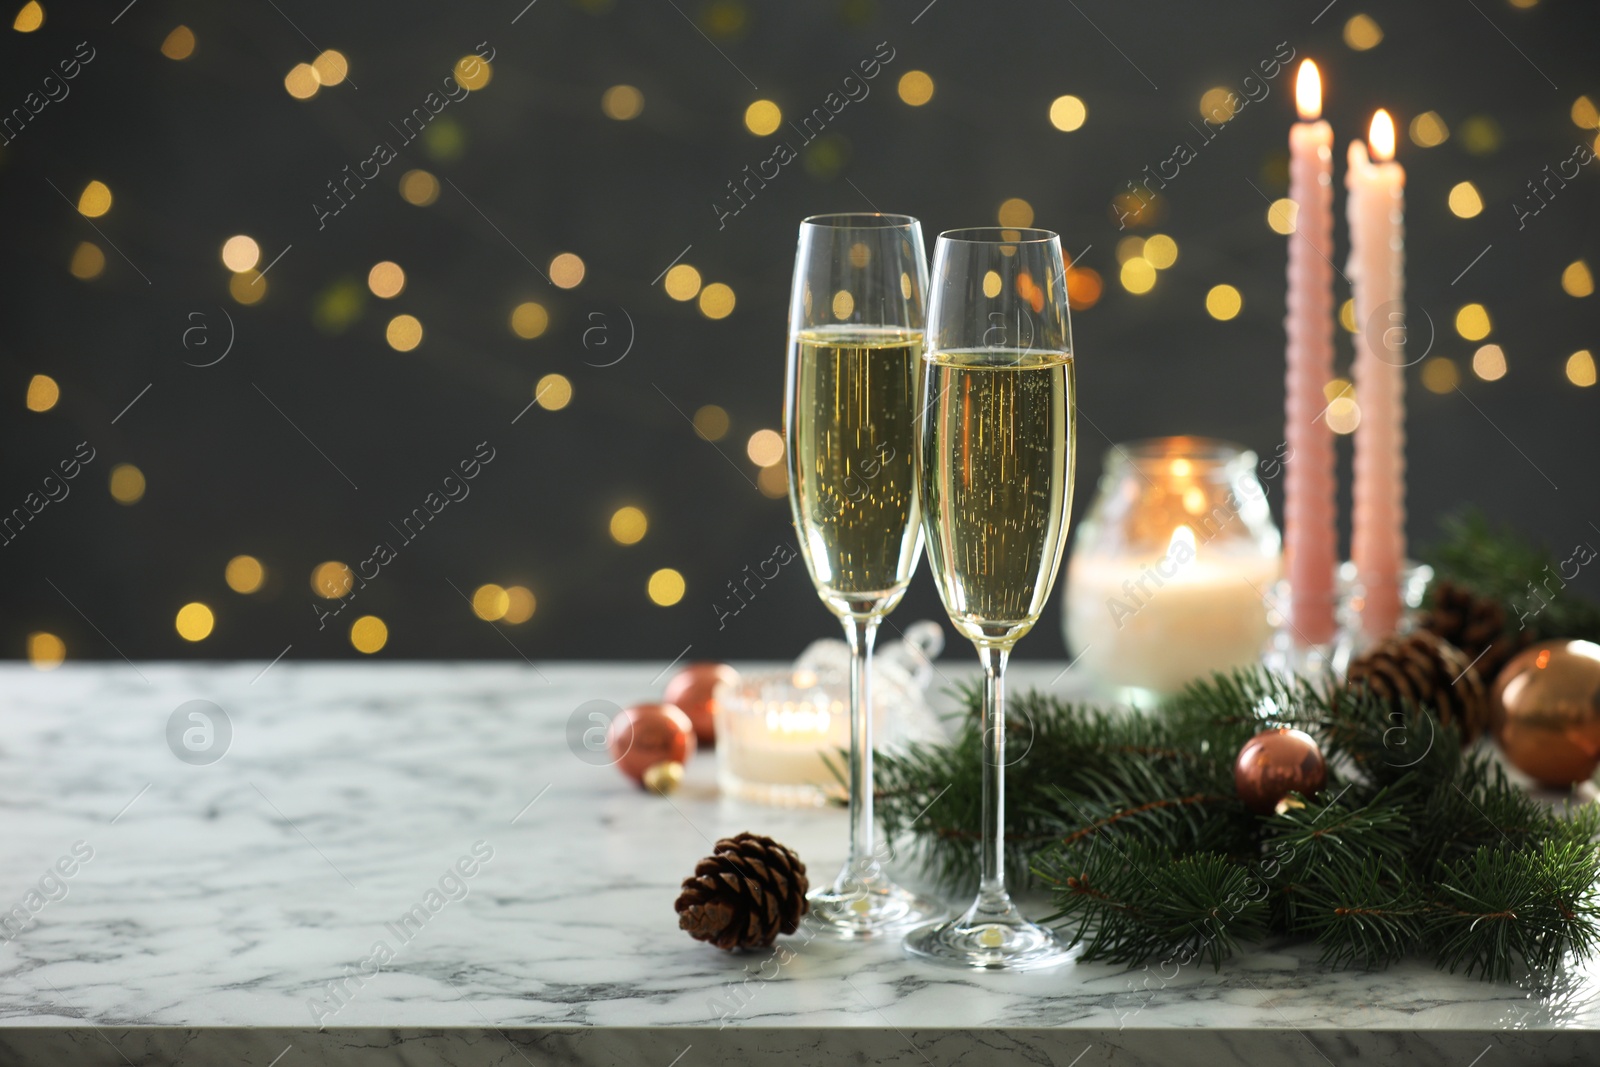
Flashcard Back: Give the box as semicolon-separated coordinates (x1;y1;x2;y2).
904;227;1076;970
784;213;944;937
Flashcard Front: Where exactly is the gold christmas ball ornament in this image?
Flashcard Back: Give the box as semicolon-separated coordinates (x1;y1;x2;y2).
663;662;740;747
643;760;685;796
1490;640;1600;788
1234;727;1327;814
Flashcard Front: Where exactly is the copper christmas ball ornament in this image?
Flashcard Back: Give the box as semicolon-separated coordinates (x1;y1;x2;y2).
663;662;740;747
1234;727;1327;814
1490;640;1600;788
607;703;696;787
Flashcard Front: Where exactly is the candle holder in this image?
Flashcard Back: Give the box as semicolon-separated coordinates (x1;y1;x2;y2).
1261;580;1342;683
1062;437;1282;703
1265;561;1434;682
1335;559;1435;660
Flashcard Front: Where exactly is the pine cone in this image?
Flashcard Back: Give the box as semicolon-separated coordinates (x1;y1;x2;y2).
1345;630;1491;743
1419;579;1532;684
675;832;809;951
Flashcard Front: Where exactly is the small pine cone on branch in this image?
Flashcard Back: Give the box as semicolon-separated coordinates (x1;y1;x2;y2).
1419;579;1531;685
675;832;809;951
1345;630;1491;743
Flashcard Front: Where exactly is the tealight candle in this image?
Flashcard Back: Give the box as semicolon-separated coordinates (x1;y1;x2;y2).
714;671;852;806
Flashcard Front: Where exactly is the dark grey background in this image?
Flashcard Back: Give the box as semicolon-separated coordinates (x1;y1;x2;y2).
2;0;1597;662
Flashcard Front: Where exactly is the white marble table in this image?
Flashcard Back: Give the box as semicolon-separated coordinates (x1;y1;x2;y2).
1;662;1597;1065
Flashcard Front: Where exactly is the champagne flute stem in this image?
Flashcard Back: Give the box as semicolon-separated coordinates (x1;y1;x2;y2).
844;615;880;880
978;644;1009;899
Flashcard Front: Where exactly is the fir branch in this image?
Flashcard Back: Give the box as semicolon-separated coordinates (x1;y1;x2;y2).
1415;755;1558;870
1056;792;1225;846
1035;840;1267;971
1259;788;1410;877
878;666;1600;982
1426;511;1600;644
1431;845;1577;982
1297;858;1426;970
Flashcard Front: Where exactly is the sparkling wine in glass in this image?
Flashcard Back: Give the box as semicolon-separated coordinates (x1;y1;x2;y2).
904;227;1077;970
784;213;944;937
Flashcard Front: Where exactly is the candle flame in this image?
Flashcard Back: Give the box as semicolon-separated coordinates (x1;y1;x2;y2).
766;701;831;736
1169;524;1197;556
1369;109;1396;161
1295;60;1322;121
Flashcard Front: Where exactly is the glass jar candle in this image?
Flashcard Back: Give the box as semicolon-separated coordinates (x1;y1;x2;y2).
1063;437;1283;699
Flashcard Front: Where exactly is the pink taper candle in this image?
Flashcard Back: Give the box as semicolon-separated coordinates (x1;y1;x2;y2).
1284;60;1338;646
1346;110;1407;639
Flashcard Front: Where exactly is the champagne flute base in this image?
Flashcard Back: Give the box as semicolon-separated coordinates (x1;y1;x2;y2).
804;863;945;940
903;893;1073;971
